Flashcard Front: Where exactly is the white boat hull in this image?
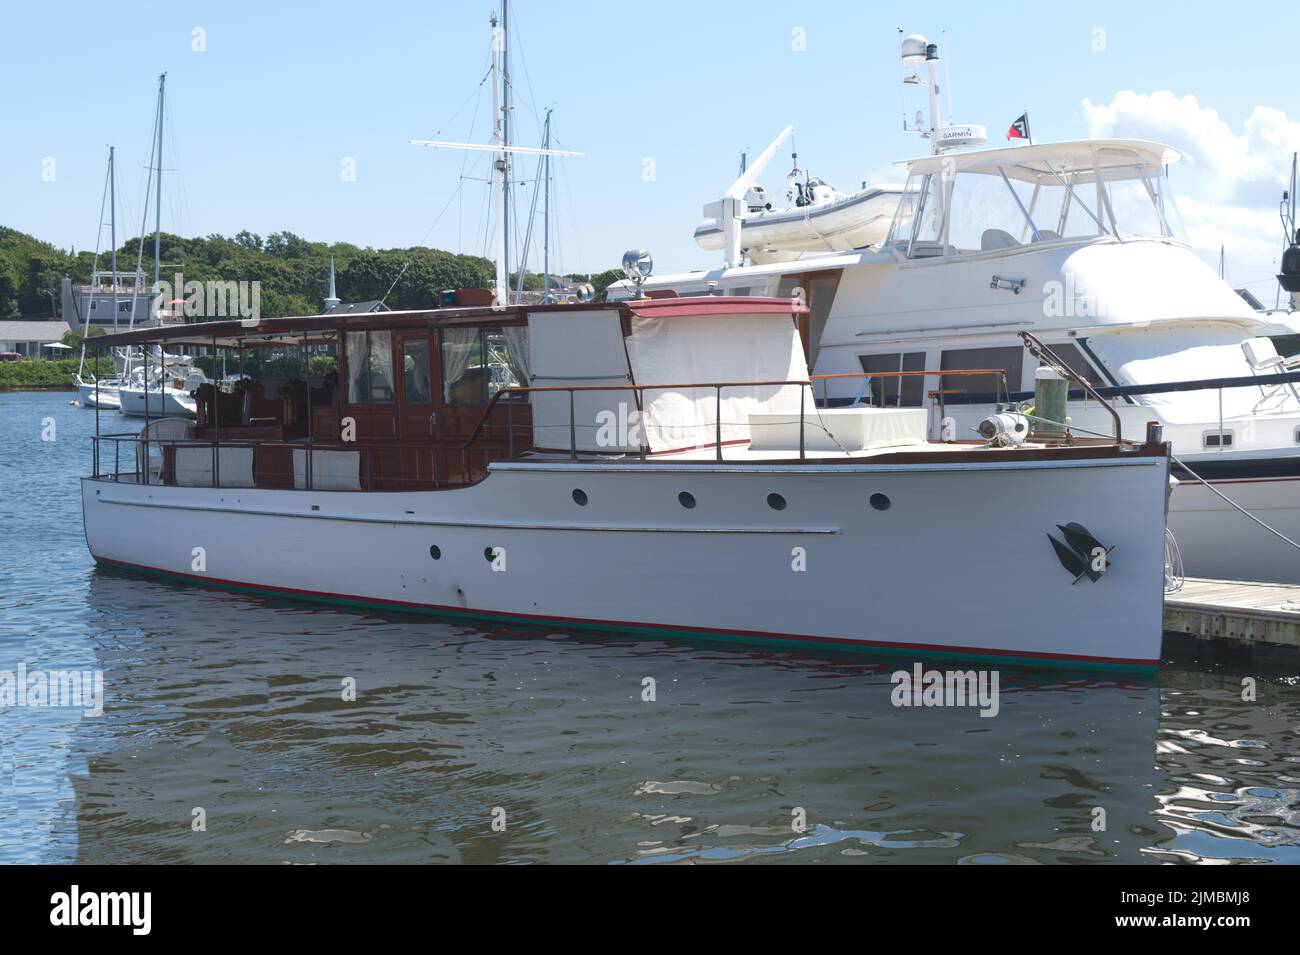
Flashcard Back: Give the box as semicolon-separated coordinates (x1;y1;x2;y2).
1166;476;1300;584
82;454;1170;668
831;401;1300;584
79;382;121;409
117;385;196;418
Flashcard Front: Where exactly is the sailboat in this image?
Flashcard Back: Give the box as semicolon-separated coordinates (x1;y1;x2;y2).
115;72;199;419
73;147;124;410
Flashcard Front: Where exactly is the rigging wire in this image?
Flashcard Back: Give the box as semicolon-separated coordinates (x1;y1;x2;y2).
1016;412;1300;552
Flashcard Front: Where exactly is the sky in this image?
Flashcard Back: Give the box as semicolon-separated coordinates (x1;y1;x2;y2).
1;0;1297;300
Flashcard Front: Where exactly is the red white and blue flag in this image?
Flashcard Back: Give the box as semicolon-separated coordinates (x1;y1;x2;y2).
1007;113;1031;141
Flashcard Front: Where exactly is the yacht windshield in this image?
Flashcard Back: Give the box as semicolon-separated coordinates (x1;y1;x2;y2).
884;145;1187;257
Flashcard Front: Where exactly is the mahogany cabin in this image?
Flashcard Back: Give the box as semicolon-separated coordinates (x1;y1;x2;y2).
93;303;546;492
89;296;823;492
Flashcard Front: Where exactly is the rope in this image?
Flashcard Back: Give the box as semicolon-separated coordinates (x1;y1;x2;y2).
1010;412;1300;552
1170;452;1300;552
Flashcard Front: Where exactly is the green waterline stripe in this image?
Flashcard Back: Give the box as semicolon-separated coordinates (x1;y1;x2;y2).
94;558;1158;674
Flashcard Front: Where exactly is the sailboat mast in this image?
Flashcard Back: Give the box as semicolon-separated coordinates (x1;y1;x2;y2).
153;73;165;293
408;6;581;304
110;145;118;331
76;152;112;382
501;0;511;302
542;109;551;304
490;11;508;304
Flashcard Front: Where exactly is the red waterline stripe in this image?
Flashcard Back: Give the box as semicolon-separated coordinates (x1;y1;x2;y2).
95;557;1158;668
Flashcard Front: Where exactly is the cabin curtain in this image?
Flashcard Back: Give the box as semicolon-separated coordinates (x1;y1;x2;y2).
502;326;531;387
345;330;369;404
441;327;477;402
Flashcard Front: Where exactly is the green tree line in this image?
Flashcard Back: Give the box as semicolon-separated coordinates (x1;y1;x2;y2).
1;225;623;321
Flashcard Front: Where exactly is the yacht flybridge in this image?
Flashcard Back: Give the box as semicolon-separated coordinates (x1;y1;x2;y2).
614;30;1300;585
81;293;1172;669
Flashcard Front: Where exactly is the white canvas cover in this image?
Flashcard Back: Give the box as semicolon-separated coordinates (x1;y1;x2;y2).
1086;325;1275;423
747;407;927;452
528;309;637;451
293;448;361;490
174;446;255;488
625;311;809;453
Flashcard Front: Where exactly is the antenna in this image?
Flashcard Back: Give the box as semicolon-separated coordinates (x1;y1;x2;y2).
899;30;985;155
378;260;410;310
942;29;953;122
898;27;910;131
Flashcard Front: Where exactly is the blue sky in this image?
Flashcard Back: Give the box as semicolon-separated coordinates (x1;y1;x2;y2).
2;0;1296;293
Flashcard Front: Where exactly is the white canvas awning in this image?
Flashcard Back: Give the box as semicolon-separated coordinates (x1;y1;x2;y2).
625;307;809;454
526;298;811;454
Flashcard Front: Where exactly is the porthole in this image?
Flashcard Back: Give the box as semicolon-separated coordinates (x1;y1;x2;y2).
767;492;787;511
678;491;696;509
869;493;891;511
572;488;588;506
429;545;441;560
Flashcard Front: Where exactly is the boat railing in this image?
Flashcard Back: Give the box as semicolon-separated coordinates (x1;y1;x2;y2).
1021;331;1123;442
935;351;1300;451
470;369;1012;462
89;370;1016;490
89;433;517;492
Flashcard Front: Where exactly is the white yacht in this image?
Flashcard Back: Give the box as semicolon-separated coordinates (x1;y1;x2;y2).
81;294;1173;670
614;32;1300;585
78;9;1172;671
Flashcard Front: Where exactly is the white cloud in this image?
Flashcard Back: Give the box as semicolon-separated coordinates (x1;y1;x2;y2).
1081;91;1299;295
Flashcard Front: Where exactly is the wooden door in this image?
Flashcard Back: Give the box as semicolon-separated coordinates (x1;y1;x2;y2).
396;333;439;486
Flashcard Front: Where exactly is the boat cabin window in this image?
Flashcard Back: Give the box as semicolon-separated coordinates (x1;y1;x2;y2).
858;352;925;406
402;338;432;404
885;147;1187;258
442;326;528;404
940;346;1023;394
345;329;395;404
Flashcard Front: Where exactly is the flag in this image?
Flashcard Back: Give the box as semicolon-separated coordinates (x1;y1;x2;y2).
1007;112;1031;142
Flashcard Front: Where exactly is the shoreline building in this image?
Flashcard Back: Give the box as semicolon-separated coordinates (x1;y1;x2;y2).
0;320;73;357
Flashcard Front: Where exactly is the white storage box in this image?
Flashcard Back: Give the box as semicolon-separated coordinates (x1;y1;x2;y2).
747;407;928;452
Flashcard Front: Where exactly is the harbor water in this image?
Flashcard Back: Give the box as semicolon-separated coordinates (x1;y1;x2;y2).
2;390;1299;864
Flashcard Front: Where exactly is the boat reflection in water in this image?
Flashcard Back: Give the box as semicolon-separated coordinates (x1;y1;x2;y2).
70;570;1299;865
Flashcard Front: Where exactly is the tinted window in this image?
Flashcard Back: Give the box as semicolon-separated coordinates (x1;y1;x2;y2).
940;346;1024;395
858;352;926;407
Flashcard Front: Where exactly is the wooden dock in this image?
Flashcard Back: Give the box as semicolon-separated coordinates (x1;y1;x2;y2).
1165;577;1300;648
